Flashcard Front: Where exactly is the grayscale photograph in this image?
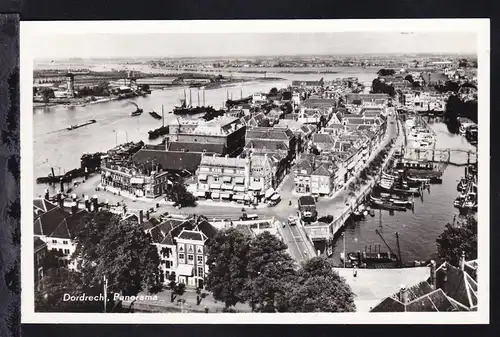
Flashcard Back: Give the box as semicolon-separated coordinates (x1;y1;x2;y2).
22;20;489;323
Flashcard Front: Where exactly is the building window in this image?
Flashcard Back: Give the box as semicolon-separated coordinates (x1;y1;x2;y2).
165;260;171;268
64;249;70;255
197;267;204;278
197;255;203;263
63;240;68;245
213;176;219;182
179;253;185;260
52;239;57;244
188;254;194;261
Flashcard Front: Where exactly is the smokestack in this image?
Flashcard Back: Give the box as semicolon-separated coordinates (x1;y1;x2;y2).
441;264;448;294
146;210;150;220
460;251;466;271
51;167;55;178
139;210;144;224
44;188;49;201
60;178;64;193
400;285;408;304
429;260;436;289
57;192;63;208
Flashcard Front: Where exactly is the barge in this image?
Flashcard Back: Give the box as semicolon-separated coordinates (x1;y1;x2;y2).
67;119;96;131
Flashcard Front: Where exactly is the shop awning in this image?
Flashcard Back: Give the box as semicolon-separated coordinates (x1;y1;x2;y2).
194;191;206;197
232;194;245;200
220;193;231;199
235;177;245;184
176;264;193;277
265;187;275;199
222;184;234;190
211;192;220;199
222;176;232;183
249;185;262;191
210;184;221;190
234;185;245;192
198;174;207;181
130;177;144;184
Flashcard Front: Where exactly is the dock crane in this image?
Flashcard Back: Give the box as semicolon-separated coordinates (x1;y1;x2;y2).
375;229;403;267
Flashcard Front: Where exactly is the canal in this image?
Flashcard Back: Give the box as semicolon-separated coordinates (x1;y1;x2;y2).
327;120;478;264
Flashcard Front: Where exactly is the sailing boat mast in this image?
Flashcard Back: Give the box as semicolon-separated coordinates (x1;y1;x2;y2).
395;232;403;266
162;105;164;127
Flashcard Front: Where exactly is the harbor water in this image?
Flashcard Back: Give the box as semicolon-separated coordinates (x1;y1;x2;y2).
33;66;474;262
328;120;478;264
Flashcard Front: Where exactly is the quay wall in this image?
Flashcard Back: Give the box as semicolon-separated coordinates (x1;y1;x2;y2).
328;117;402;240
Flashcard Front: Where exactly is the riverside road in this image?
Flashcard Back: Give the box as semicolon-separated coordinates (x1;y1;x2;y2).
71;114;398;263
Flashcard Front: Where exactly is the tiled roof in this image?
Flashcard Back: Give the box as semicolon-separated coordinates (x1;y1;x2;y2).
296;158;313;173
245;139;289;152
276;119;303;130
33;198;59;218
178;230;204;241
34;237;46;251
312;133;334;144
436;262;478;309
311;165;332;177
33;200;88;240
168;141;225;155
149;218;217;246
132;149;202;173
246;127;294;141
371;285;459;312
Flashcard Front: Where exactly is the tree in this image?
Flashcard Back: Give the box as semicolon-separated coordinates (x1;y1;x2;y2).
205;228;251;309
167;274;186;303
73;211;163;297
275;257;356;312
404;74;414;83
166;180;197;207
377;69;396;77
241;232;296;312
40;87;55;103
436;215;477;267
35;267;105;312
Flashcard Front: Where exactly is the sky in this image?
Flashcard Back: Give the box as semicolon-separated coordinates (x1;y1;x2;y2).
31;32;478;60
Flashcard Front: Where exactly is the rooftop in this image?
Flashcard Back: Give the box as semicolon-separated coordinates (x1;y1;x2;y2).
200;153;248;168
132;149;202;173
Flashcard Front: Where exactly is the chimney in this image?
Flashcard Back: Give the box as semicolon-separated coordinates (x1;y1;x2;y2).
71;201;77;216
429;260;437;289
441;264;448;294
92;195;98;212
146;210;150;220
460;251;466;271
57;192;63;208
139;210;144;224
400;285;408;304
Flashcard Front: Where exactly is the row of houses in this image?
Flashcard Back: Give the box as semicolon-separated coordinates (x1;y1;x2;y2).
293;105;387;196
34;197;282;290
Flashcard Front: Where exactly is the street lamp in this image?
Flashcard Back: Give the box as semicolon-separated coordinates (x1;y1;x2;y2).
342;232;346;268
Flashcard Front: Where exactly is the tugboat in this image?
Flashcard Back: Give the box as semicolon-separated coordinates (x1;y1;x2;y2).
457;178;468;192
454;195;465;208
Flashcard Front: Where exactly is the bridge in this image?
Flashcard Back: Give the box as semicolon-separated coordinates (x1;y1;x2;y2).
403;147;478;166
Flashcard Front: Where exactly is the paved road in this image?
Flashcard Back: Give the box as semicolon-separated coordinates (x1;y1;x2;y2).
72;114;399;263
